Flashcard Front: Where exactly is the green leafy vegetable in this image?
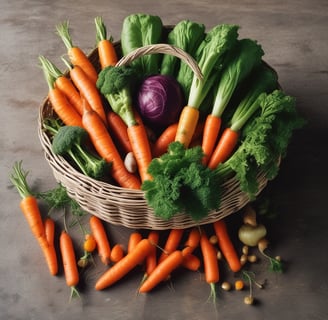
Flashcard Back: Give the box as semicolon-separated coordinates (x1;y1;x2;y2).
121;13;163;76
160;20;205;78
216;89;305;199
229;64;279;132
142;142;222;220
186;24;239;108
210;38;264;119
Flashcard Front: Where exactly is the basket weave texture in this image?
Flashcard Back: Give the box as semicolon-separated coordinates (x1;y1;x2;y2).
38;41;269;230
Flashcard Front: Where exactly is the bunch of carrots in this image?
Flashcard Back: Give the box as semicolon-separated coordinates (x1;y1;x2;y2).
10;161;246;299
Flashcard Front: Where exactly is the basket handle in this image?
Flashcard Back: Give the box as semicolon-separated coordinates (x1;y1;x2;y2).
115;43;203;80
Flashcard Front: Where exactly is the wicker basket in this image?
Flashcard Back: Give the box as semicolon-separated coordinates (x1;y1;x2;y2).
38;41;270;230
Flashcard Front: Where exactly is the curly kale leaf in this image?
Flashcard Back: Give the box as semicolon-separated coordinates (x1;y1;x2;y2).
142;142;222;221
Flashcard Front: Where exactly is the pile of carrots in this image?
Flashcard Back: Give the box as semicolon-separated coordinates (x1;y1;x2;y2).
10;161;245;298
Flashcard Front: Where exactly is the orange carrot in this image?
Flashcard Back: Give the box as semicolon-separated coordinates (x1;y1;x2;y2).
56;21;98;84
39;55;83;127
127;232;143;254
200;231;220;284
127;122;153;182
213;220;241;272
60;231;80;298
207;127;239;169
44;217;55;246
38;56;84;115
95;238;154;290
144;231;160;277
107;111;132;155
139;250;184;293
181;252;201;271
55;76;84;116
152;123;179;158
158;229;184;264
95;16;118;69
110;244;125;263
82;107;141;189
201;114;222;165
10;162;58;276
83;234;97;253
89;216;111;265
68;63;107;125
184;227;201;253
174;106;200;148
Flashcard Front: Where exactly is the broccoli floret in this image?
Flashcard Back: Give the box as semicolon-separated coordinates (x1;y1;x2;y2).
50;124;108;180
97;65;138;127
97;65;137;95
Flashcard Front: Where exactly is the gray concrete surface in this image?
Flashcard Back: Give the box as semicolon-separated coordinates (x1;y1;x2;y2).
1;0;327;319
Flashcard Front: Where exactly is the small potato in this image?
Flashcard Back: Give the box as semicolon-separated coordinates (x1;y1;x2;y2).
124;152;137;173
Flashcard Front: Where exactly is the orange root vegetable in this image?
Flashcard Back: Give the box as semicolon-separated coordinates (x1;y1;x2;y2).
174;106;200;148
10;162;58;276
89;216;111;265
69;64;107;126
181;253;201;271
107;111;132;155
207;127;239;169
110;244;125;263
201;114;222;165
127;232;143;254
158;229;184;264
44;218;56;246
82;107;141;189
213;220;241;272
95;16;118;69
127;123;153;182
60;231;80;298
95;239;154;290
56;21;98;84
144;231;160;277
139;250;184;293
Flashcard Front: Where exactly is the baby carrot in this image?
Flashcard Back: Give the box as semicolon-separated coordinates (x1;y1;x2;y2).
144;231;160;277
213;220;241;272
95;16;118;69
181;252;201;271
95;239;154;290
127;232;143;254
68;63;107;126
174;106;200;148
184;227;201;254
200;230;220;301
44;217;56;247
89;216;111;265
152;123;178;158
39;55;83;127
158;229;184;264
139;250;184;293
56;21;98;84
207;128;239;169
107;110;132;155
110;244;125;263
38;56;84;115
201;114;222;165
60;231;80;299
